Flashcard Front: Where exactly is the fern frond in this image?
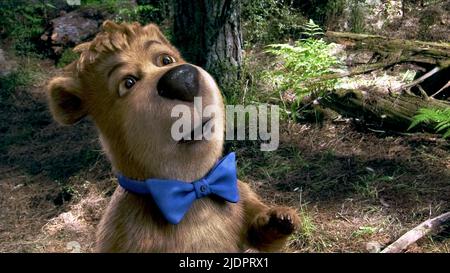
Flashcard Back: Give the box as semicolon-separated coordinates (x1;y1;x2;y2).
301;19;324;38
409;107;450;139
435;121;450;132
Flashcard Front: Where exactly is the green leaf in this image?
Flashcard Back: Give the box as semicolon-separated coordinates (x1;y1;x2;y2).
409;107;450;139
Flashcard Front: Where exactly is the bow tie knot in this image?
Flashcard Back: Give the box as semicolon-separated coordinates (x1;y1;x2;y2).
117;153;239;224
193;179;211;198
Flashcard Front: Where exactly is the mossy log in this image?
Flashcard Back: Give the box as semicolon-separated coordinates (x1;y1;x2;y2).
317;32;450;132
319;88;450;131
325;31;450;66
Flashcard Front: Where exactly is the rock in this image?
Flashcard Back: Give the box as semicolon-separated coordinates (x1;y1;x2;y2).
346;51;374;66
0;48;17;77
41;9;108;55
366;241;382;253
48;10;99;45
328;43;347;62
40;3;138;57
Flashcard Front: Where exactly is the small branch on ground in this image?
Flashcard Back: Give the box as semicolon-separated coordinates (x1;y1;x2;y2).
394;66;441;93
416;85;429;100
430;80;450;98
381;212;450;253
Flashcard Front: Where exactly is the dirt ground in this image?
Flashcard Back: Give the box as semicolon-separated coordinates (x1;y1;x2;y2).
1;57;449;253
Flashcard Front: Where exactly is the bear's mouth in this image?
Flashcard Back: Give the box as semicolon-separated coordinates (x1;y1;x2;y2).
178;118;213;144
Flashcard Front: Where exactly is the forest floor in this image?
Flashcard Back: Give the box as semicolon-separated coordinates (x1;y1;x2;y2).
1;52;449;253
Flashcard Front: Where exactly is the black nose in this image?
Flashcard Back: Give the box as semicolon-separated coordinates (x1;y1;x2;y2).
157;64;199;102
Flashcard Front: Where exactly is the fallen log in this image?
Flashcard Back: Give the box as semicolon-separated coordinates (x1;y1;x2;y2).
319;88;450;131
316;32;450;87
325;31;450;66
381;212;450;253
314;32;450;131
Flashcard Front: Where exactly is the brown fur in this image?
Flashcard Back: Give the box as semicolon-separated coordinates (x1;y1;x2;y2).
47;20;300;252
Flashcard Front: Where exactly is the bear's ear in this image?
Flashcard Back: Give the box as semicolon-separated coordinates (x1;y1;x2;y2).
47;76;87;125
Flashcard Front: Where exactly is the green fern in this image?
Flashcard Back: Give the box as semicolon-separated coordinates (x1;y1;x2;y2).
409;108;450;138
265;31;340;121
300;19;324;38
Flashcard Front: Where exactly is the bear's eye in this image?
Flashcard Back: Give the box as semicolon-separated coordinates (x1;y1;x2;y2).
124;77;136;89
119;76;137;97
158;54;176;66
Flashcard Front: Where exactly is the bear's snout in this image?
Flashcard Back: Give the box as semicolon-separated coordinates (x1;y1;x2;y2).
157;64;200;102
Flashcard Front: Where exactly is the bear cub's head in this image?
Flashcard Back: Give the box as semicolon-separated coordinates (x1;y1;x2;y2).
47;21;225;182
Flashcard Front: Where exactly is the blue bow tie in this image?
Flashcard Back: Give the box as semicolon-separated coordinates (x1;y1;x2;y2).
117;152;239;224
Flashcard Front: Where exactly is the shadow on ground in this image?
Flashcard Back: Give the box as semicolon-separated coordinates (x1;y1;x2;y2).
0;79;109;181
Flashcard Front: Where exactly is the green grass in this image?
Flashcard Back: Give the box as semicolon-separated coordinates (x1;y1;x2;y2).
0;57;45;153
349;1;366;33
57;49;80;68
351;226;377;238
352;173;395;200
287;205;337;252
298;208;317;240
0;59;42;101
0;71;32;99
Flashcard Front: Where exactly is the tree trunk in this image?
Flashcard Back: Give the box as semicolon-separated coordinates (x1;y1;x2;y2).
172;0;243;87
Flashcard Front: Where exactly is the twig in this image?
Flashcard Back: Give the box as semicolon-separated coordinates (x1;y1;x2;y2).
430;80;450;98
336;212;352;223
416;85;429;100
395;66;441;93
381;211;450;253
367;128;387;134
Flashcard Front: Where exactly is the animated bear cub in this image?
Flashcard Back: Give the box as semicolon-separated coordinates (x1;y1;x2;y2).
47;21;300;252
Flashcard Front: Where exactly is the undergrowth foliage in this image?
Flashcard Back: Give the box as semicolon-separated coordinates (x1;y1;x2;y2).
265;21;339;120
57;48;80;68
241;0;306;47
0;1;55;57
82;0;169;26
0;67;39;102
300;19;324;38
86;0;173;41
409;108;450;139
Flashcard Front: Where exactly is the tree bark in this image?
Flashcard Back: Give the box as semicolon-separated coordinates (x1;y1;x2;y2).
172;0;243;87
